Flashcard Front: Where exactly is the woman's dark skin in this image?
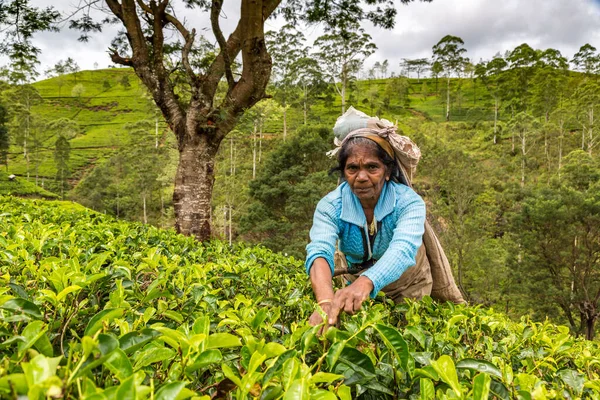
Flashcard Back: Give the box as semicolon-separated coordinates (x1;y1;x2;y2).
309;144;391;327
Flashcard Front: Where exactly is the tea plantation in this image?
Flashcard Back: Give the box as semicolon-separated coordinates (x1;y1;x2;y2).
1;196;600;399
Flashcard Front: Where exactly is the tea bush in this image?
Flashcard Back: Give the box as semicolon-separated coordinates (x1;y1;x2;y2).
1;196;600;399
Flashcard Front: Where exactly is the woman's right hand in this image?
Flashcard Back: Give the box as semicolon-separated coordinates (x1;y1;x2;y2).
309;303;332;327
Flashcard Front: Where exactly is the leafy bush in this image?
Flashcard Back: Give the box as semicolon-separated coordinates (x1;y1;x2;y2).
1;196;600;399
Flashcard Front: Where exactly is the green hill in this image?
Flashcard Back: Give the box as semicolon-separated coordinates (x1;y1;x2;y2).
3;69;494;197
6;68;167;192
1;195;599;399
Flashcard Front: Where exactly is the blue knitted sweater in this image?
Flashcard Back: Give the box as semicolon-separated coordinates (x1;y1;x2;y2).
305;181;426;297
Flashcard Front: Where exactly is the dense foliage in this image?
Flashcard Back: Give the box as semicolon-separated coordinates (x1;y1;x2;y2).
2;196;600;399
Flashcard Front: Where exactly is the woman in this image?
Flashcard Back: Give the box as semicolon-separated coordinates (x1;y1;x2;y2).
305;132;432;327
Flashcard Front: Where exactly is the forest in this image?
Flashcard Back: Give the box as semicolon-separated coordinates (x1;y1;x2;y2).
1;0;600;398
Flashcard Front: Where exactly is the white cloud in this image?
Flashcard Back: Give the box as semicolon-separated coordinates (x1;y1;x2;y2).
17;0;600;79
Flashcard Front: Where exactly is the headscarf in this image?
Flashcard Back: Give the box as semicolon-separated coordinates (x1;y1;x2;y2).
327;107;422;183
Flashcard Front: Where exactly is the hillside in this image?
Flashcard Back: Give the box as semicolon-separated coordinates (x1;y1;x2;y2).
3;68;495;196
1;195;600;399
0;171;58;199
6;68;168;192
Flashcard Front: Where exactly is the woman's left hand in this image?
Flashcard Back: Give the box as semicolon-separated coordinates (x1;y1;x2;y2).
327;276;373;325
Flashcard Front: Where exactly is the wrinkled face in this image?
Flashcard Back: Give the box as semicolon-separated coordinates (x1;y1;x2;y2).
344;144;389;205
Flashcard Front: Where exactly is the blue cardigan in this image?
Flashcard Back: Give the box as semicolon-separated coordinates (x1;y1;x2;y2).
305;181;426;297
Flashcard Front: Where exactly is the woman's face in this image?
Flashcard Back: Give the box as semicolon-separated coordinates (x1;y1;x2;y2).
344;144;389;206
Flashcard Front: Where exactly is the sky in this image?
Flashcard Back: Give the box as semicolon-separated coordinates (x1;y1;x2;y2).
22;0;600;79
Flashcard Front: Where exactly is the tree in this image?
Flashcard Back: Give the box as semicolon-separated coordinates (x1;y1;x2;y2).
0;104;8;171
572;79;600;155
119;75;131;89
0;0;60;83
476;56;508;143
266;24;305;140
431;60;443;92
384;77;410;109
571;44;599;76
432;35;468;121
381;59;389;78
506;43;538;113
294;57;326;125
64;57;81;83
71;83;86;103
401;58;430;82
511;151;600;339
69;0;430;241
531;49;569;163
45;60;68;97
314;22;377;113
47;119;78;199
508;112;541;187
4;85;43;180
240;126;336;257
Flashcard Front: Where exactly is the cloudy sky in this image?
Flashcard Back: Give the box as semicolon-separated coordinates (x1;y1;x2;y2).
24;0;600;79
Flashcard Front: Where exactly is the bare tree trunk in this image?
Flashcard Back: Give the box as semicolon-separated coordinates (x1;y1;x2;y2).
155;115;159;149
558;120;564;181
303;84;308;125
228;203;233;246
521;131;526;187
446;76;450;121
282;100;287;141
588;107;594;156
341;72;347;114
143;193;148;224
493;97;498;144
259;123;263;163
252;120;257;179
173;133;220;240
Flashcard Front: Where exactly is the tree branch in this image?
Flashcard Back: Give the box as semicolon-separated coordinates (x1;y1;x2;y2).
212;0;276;143
211;0;235;89
109;48;134;66
201;0;280;110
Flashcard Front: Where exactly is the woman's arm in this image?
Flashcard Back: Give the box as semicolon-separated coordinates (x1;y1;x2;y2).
308;258;335;327
310;257;335;302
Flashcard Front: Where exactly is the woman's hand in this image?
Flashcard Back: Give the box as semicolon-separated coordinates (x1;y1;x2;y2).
309;303;332;327
327;276;373;325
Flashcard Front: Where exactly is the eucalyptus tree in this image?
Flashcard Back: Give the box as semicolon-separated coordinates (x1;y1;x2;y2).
506;43;538;113
68;0;431;241
475;56;508;144
0;104;8;171
381;59;389;78
571;44;599;76
531;48;569;163
44;60;68;97
266;24;306;140
430;60;443;92
573;79;600;156
512;151;600;339
47;119;78;199
402;58;430;82
314;22;377;113
294;57;326;125
432;35;468;121
508;112;541;187
3;85;43;180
